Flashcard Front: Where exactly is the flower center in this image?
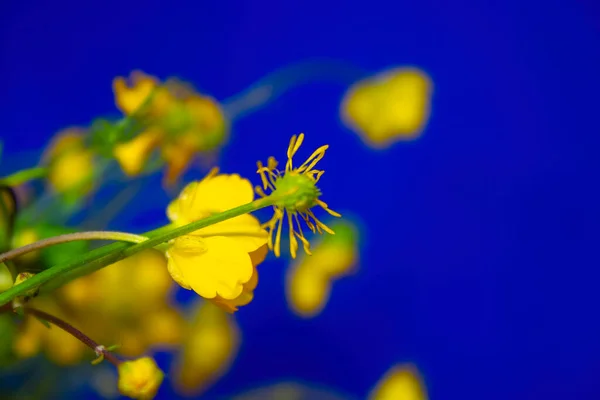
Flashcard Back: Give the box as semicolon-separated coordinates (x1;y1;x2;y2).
272;172;320;212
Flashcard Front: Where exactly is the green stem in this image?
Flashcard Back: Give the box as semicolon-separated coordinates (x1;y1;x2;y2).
0;167;47;186
0;231;148;264
0;196;275;306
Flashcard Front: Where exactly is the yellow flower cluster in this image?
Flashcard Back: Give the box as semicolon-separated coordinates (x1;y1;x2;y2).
113;71;228;184
286;219;359;317
166;169;268;312
341;67;433;148
14;250;183;364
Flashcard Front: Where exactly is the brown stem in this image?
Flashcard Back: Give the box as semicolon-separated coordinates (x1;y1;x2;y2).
24;307;121;366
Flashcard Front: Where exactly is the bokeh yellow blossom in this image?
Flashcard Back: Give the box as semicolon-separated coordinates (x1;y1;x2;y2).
165;169;268;312
256;133;341;258
43;128;95;199
173;301;240;397
112;70;228;184
368;364;428;400
10;228;39;264
286;219;359;317
15;249;184;364
341;67;432;148
118;356;164;400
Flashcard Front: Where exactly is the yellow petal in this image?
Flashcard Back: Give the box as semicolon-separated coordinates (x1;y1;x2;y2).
113;129;162;176
167;236;253;300
285;265;331;318
341;68;432;148
113;72;158;115
197;214;268;253
167;173;255;224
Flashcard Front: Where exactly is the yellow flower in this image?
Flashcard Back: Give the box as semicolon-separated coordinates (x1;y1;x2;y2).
368;364;428;400
165;169;268;311
113;70;172;117
11;228;40;263
286;265;331;318
173;301;239;396
117;356;164;400
44;128;95;197
112;71;228;185
286;219;359;317
341;67;432;148
256;133;341;258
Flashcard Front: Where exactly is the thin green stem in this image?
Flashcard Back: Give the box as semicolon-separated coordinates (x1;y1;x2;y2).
0;196;276;306
0;231;148;264
0;167;47;186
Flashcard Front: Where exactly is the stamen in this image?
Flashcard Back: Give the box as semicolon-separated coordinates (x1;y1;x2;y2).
297;145;328;173
293;213;312;255
307;210;335;234
274;214;284;257
316;199;342;217
287;212;298;259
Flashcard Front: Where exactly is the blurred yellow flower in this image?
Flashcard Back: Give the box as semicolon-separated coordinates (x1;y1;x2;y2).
113;129;162;176
43;128;95;198
118;356;164;400
166;169;268;311
112;71;228;185
341;67;432;148
286;220;359;317
286;266;331;318
256;133;340;258
173;301;240;396
368;364;428;400
11;228;39;263
15;249;184;363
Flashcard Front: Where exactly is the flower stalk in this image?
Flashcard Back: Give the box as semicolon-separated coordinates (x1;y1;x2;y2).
0;195;278;306
23;307;121;366
0;231;148;264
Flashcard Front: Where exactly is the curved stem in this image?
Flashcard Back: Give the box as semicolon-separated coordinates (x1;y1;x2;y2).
0;231;148;264
24;307;121;366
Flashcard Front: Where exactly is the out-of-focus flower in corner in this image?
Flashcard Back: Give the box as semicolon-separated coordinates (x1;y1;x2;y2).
43;128;95;201
173;301;240;397
286;219;359;317
341;67;432;149
117;356;164;400
112;71;229;185
368;364;428;400
165;169;268;312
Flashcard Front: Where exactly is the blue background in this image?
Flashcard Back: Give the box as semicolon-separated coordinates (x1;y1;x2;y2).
2;0;600;399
